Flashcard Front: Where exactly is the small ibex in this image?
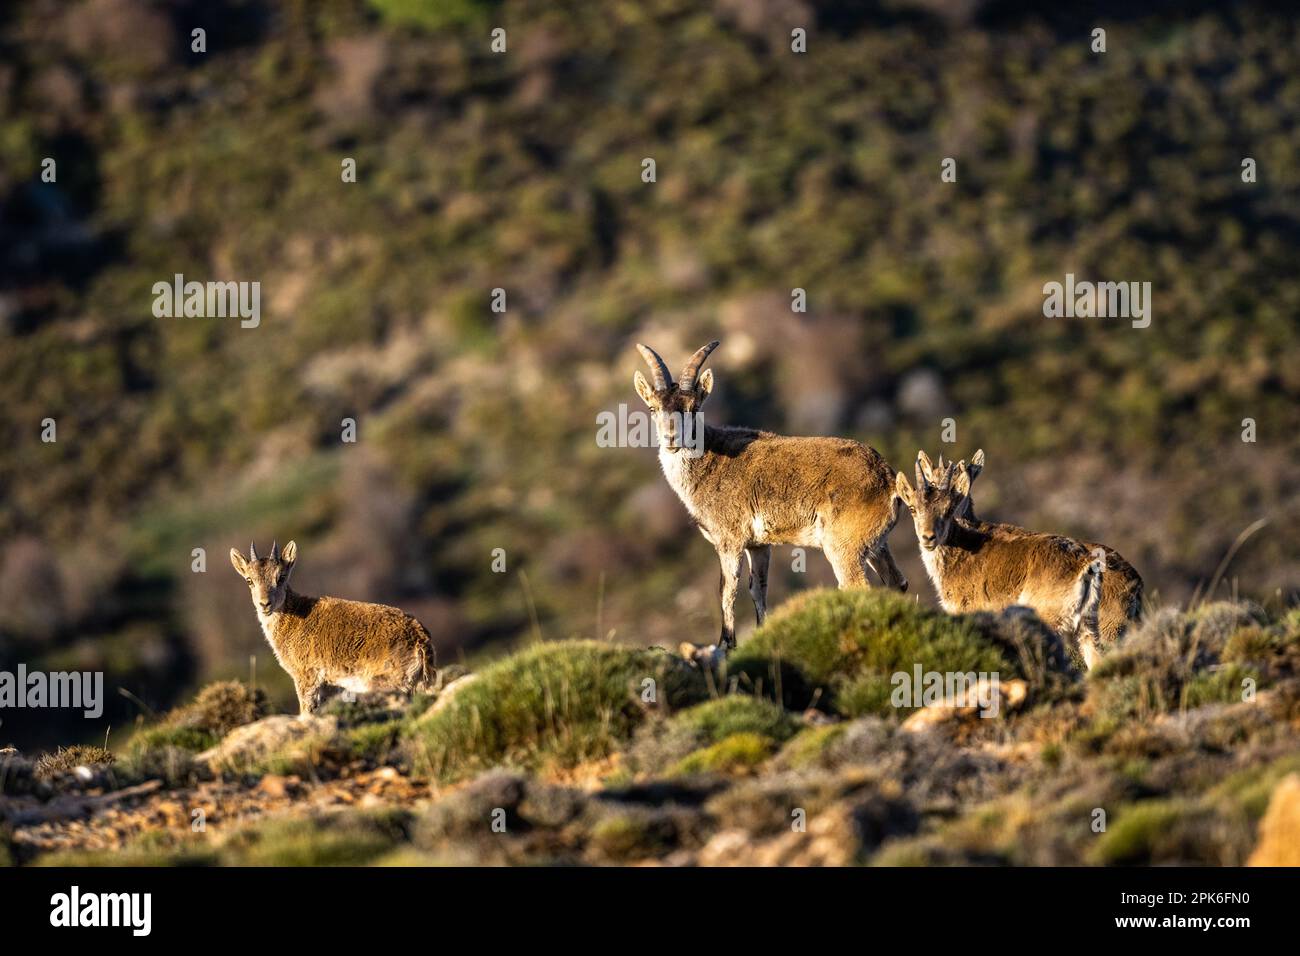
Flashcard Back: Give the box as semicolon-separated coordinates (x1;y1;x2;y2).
895;450;1143;669
229;540;437;715
634;341;907;650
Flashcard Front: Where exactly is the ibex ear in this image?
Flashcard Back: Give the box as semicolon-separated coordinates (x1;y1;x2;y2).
967;448;985;483
633;371;657;408
895;472;916;508
230;548;247;575
694;368;713;402
952;467;971;498
281;540;298;565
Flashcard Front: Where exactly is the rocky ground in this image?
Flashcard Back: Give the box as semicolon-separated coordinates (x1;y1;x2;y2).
3;590;1299;867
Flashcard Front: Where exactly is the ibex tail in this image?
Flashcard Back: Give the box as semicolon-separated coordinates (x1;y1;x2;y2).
1073;548;1107;669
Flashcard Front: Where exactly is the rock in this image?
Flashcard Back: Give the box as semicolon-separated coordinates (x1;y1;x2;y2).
696;805;861;866
900;678;1029;733
256;774;300;799
196;715;339;771
801;708;838;727
423;673;480;718
1248;773;1300;866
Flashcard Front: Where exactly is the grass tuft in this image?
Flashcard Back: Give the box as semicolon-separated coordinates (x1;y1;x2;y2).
33;745;115;780
405;641;709;782
728;588;1028;717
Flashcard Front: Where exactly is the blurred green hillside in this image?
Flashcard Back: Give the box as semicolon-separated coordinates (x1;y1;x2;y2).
0;0;1297;746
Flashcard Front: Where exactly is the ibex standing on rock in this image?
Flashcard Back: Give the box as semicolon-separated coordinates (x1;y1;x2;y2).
634;341;907;650
895;451;1142;669
230;541;437;715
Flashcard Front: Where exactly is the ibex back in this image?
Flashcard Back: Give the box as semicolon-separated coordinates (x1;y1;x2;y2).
634;341;906;650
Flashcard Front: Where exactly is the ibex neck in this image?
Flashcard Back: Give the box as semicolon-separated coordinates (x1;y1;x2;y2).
660;421;754;512
922;521;991;606
256;587;311;641
946;520;990;552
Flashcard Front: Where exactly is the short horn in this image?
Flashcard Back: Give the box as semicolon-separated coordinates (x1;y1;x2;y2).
940;457;958;489
915;455;929;492
636;344;672;391
679;340;719;392
270;540;279;561
249;540;258;561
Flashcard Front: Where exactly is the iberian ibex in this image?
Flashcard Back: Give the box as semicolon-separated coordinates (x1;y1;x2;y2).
896;451;1142;668
230;540;437;715
634;341;906;649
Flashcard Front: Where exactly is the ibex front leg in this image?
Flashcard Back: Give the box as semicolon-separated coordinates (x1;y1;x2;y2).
745;545;771;626
717;546;745;649
871;542;909;593
293;675;324;718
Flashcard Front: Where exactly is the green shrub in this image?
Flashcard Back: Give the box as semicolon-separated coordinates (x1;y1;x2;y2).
38;810;409;867
669;732;774;776
346;720;405;764
1182;665;1255;709
774;724;849;771
626;694;798;775
1089;604;1266;721
728;589;1017;717
1092;800;1201;865
668;695;798;745
129;681;268;755
405;641;709;782
589;810;678;861
223;812;408;866
366;0;494;30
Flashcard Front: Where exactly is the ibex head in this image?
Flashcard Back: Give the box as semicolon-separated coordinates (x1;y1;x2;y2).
230;539;298;614
632;341;719;452
895;450;982;550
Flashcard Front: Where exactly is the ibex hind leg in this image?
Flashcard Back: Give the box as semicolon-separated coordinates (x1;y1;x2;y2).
745;545;771;626
407;639;439;694
826;540;871;588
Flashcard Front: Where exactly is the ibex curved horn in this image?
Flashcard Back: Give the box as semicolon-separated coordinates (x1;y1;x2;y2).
270;540;280;561
636;344;672;391
679;340;719;393
916;451;933;492
249;540;258;561
938;457;959;489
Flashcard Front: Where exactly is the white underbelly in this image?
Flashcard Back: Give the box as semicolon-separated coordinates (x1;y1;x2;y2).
750;514;822;548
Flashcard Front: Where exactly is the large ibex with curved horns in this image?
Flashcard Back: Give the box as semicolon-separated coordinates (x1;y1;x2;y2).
633;341;907;649
230;539;437;715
